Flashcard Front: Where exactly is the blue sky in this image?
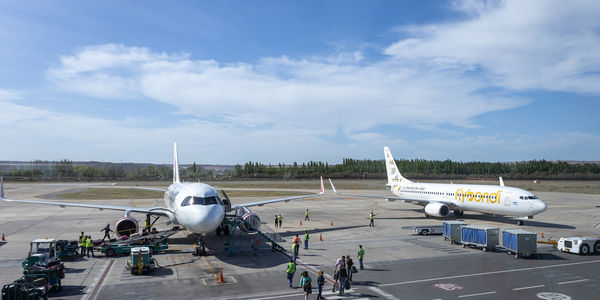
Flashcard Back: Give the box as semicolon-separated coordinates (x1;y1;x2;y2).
0;0;599;164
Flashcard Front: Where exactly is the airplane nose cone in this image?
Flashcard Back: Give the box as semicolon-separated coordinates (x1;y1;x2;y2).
185;205;224;233
534;200;547;213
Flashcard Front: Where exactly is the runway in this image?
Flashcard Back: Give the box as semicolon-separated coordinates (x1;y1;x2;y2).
0;181;599;299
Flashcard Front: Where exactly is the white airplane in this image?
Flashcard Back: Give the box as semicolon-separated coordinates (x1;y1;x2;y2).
329;147;547;225
0;143;324;254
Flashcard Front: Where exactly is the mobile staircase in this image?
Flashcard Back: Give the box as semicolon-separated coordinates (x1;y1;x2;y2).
222;207;286;256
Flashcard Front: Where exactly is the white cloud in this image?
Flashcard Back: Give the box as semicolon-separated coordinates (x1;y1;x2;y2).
386;0;600;94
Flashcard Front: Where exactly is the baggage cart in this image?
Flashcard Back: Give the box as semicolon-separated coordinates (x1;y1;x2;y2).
127;247;156;275
443;221;466;244
502;229;537;258
460;225;499;251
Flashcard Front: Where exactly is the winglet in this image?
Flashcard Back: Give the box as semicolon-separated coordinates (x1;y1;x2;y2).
173;143;181;184
320;176;324;194
499;177;504;187
0;177;4;199
328;178;338;194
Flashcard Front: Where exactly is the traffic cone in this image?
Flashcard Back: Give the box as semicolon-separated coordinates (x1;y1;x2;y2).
319;233;323;241
330;220;333;226
299;220;303;226
541;232;544;238
218;271;225;283
1;233;5;241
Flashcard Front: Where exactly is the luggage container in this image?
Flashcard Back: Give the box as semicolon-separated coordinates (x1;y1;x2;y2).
460;225;499;251
443;221;466;244
502;229;537;258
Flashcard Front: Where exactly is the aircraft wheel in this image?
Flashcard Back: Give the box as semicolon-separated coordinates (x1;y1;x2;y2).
517;220;524;226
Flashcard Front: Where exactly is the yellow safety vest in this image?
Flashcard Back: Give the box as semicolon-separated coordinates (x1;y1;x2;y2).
370;213;374;220
305;233;309;240
86;238;93;248
305;211;309;216
287;262;296;273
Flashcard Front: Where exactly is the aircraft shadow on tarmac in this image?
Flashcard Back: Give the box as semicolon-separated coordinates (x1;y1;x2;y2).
54;285;86;297
463;214;576;229
63;266;87;274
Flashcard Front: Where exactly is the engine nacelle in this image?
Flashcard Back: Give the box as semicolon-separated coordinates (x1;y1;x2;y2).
424;202;450;217
115;217;139;237
239;212;261;233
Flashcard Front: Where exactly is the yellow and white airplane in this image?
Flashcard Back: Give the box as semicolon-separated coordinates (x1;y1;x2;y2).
329;147;546;225
1;143;324;254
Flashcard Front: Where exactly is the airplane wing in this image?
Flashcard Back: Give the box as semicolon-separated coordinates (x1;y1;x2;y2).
0;177;173;217
232;177;324;208
328;178;456;207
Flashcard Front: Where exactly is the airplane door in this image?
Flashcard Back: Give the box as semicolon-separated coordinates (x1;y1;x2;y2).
504;192;511;206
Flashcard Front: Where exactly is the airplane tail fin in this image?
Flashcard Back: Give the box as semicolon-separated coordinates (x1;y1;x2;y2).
173;143;181;184
384;147;411;185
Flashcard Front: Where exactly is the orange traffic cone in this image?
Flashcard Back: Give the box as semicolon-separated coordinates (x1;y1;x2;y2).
330;220;333;226
218;271;225;283
319;233;323;241
541;232;544;238
1;233;5;241
299;220;303;226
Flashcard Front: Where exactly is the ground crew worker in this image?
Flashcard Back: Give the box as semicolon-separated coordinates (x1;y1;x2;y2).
78;232;85;256
292;241;299;263
85;236;95;258
304;231;309;249
358;245;365;270
274;215;279;228
305;209;310;221
101;224;112;241
294;234;301;245
369;210;375;227
278;214;283;227
80;234;86;257
286;258;296;288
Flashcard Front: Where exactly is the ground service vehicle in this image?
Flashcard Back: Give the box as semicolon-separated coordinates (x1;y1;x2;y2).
557;237;600;255
402;225;443;235
127;247;156;275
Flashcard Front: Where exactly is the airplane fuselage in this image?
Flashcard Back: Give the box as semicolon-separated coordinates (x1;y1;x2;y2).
390;181;546;217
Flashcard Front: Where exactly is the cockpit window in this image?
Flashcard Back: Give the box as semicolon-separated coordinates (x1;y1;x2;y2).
181;196;219;206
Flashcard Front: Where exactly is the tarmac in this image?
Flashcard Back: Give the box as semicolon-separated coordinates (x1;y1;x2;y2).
1;181;599;300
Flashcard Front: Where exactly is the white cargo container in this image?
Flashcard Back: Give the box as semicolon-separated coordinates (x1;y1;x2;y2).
502;229;537;258
443;221;466;244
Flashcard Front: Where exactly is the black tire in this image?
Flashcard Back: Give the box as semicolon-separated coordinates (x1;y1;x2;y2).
131;268;136;275
224;225;230;236
580;244;590;255
420;229;429;235
462;244;466;248
216;227;222;236
594;241;600;253
106;248;115;257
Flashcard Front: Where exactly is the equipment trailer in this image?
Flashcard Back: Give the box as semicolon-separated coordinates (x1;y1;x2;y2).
402;225;443;235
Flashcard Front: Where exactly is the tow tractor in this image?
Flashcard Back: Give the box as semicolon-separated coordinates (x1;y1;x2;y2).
18;239;65;295
557;237;600;255
101;226;180;257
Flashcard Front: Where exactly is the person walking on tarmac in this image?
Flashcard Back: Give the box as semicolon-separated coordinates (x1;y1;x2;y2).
338;261;348;296
274;215;279;228
316;270;325;300
346;255;354;282
101;224;113;241
304;209;310;221
85;236;95;258
292;241;300;263
358;245;365;270
286;258;296;288
278;214;283;227
369;210;375;227
80;233;86;257
300;271;312;300
304;231;309;249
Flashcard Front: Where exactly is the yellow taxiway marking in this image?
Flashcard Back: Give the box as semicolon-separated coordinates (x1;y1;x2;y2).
201;278;208;286
228;276;237;283
201;256;216;273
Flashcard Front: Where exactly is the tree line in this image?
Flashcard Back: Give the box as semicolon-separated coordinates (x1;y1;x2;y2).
1;158;599;181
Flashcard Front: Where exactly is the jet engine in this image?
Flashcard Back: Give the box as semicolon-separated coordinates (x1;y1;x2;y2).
239;212;261;233
424;202;450;217
115;216;139;237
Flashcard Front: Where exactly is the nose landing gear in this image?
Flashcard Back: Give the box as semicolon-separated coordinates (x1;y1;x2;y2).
193;234;207;256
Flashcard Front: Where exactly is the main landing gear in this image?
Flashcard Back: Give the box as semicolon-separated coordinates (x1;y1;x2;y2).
453;210;464;217
517;220;524;226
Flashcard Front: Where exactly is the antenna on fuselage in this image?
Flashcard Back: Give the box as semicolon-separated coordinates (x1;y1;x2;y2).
173;142;181;184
